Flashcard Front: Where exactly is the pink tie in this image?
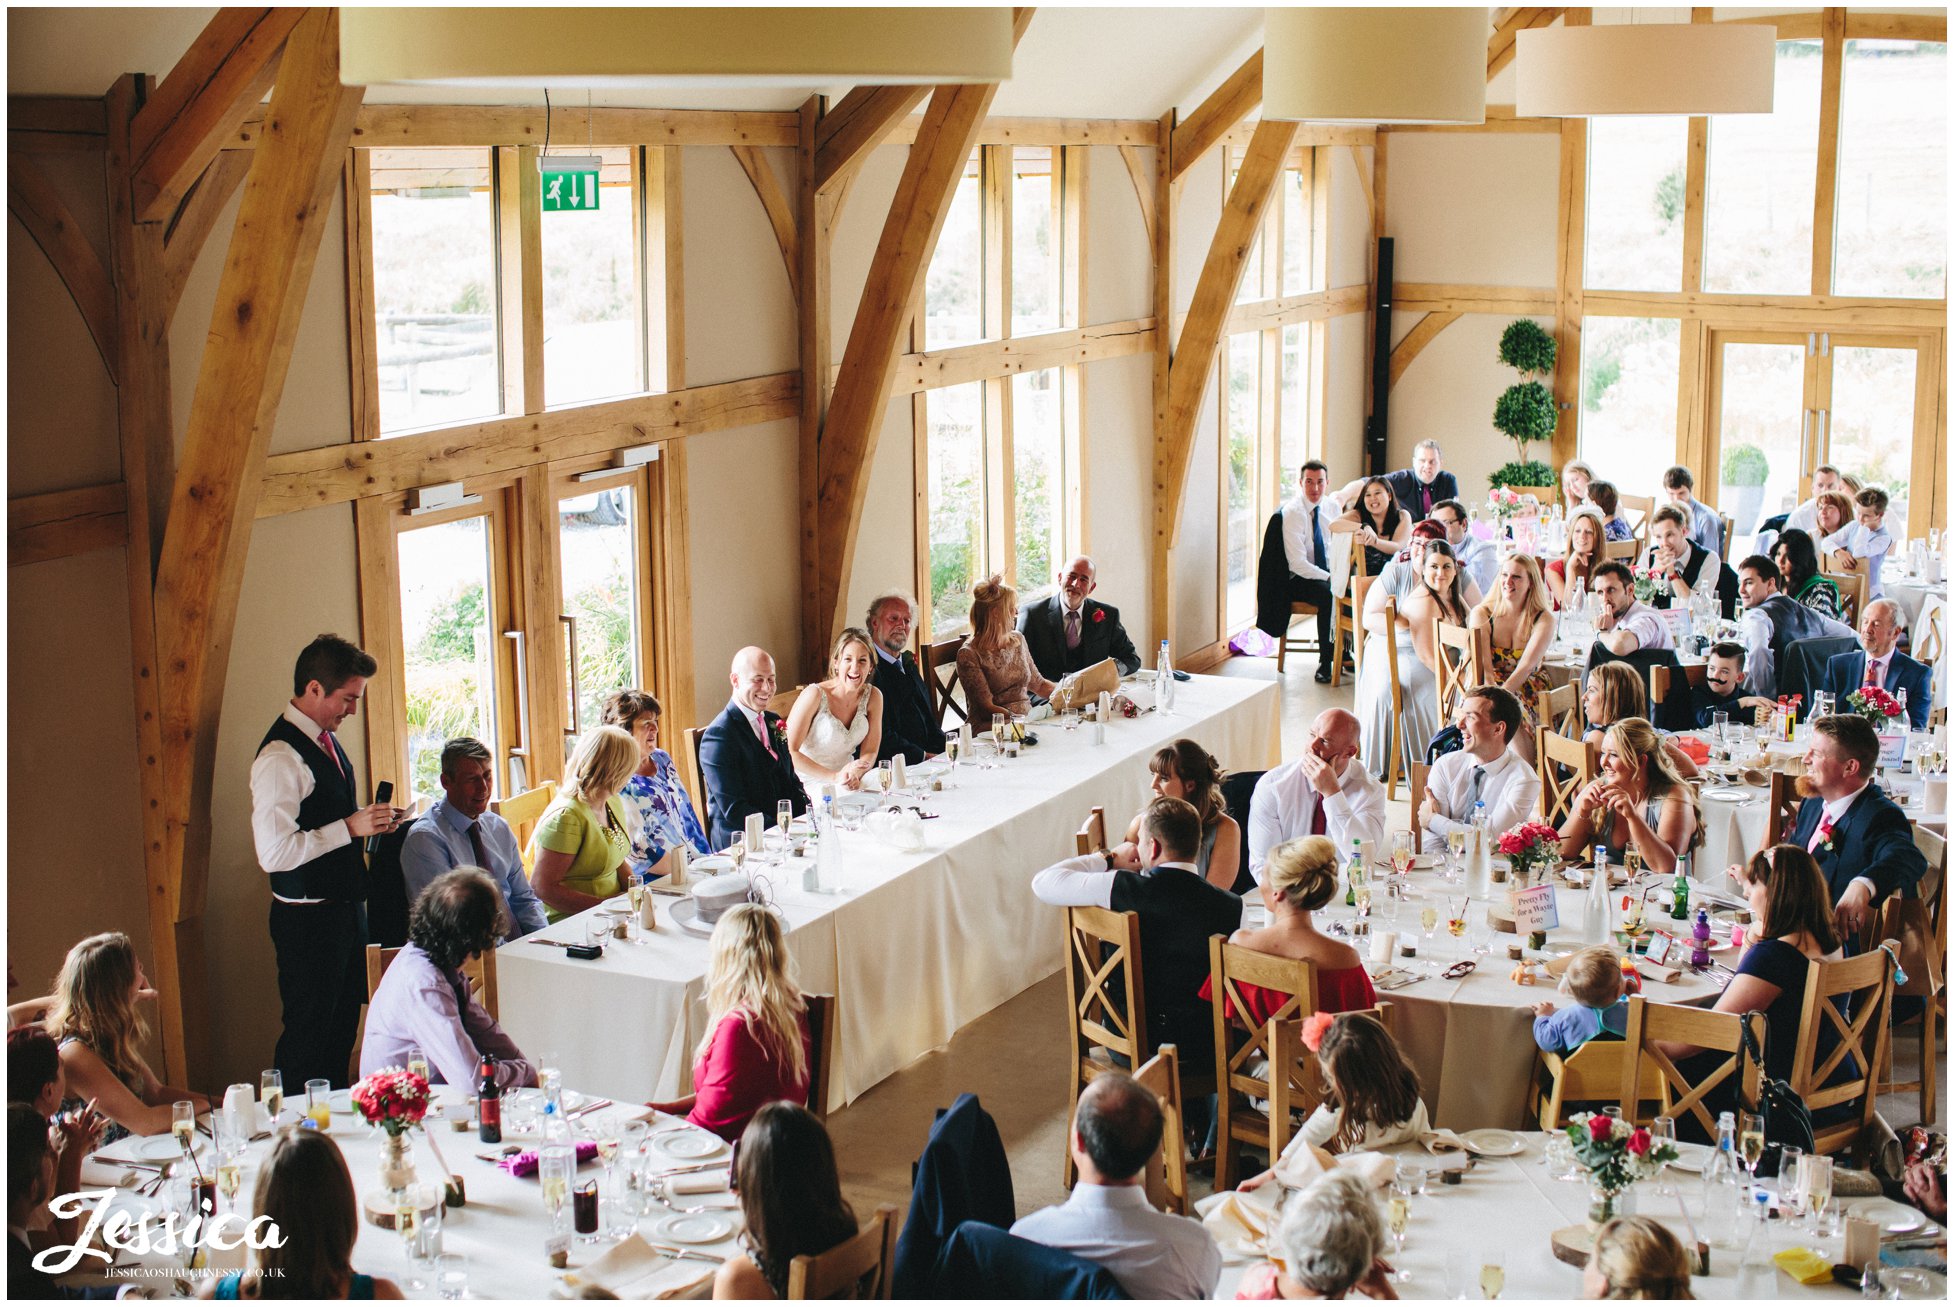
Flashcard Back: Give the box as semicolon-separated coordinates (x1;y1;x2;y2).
1808;816;1834;854
753;713;776;759
1864;658;1882;688
319;730;346;779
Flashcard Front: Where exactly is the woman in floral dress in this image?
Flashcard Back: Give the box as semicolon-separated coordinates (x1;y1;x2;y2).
602;689;711;879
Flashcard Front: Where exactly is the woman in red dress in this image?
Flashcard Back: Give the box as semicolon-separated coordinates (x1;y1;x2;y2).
1199;835;1374;1024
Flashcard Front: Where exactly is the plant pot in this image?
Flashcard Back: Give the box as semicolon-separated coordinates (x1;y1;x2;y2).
1726;484;1765;538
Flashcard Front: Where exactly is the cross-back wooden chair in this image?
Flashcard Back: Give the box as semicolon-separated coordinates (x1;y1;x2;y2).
1265;1003;1396;1161
1433;619;1488;729
1791;949;1894;1160
1601;538;1641;562
1408;761;1430;853
1618;493;1656;544
768;683;806;719
1536;680;1581;739
492;781;557;875
1719;513;1735;562
1531;1035;1664;1130
684;726;710;827
365;942;499;1020
786;1204;898;1299
1075;806;1108;858
921;634;968;729
1617;998;1764;1140
1536;728;1598;827
1133;1042;1190;1216
1331;573;1373;689
1765;771;1803;847
1062;906;1146;1191
1876;827;1945;1122
803;993;838;1120
1380;598;1412;800
1821;566;1868;627
1209;939;1319;1193
1649;662;1707;708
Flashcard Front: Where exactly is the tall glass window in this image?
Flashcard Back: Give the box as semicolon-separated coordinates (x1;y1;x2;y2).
541;147;643;407
1585;117;1687;291
557;482;641;750
1012;369;1063;595
926;383;986;636
925;154;984;348
1011;147;1059;335
1578;316;1681;495
1834;40;1947;297
1225;334;1259;629
1704;41;1822;295
398;516;499;799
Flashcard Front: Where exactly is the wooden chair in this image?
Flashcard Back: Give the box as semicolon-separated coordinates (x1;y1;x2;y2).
1075;806;1108;858
1718;513;1735;562
786;1204;898;1299
1061;906;1146;1190
684;726;709;827
1209;939;1318;1193
1379;598;1411;800
1536;728;1598;827
768;683;806;718
1532;1037;1663;1130
1408;761;1429;853
1536;680;1581;740
365;942;499;1020
1276;595;1324;676
1876;827;1945;1122
1821;567;1868;626
492;781;557;874
1133;1043;1190;1216
1602;538;1641;562
1765;770;1803;847
921;635;968;729
1649;662;1707;708
804;993;838;1119
1911;599;1943;670
1618;493;1656;543
1331;574;1374;689
1791;950;1894;1160
1433;619;1489;728
1617;998;1763;1139
1265;1003;1395;1162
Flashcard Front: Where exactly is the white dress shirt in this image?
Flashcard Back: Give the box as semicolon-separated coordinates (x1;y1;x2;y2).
1822;521;1891;598
1739;607;1778;697
1608;600;1673;653
1246;758;1386;883
1011;1182;1223;1300
1809;783;1879;901
1453;533;1498;596
249;701;355;903
1786;498;1819;536
1280;495;1334;582
1421;745;1540;845
1031;856;1202;909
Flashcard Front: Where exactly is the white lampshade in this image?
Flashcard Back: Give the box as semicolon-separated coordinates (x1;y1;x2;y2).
1263;7;1486;125
1515;23;1777;117
339;7;1015;88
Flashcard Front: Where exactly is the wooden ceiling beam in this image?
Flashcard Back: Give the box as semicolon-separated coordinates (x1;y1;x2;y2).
159;150;254;314
8;482;128;567
1169;49;1261;183
1487;8;1563;81
732;145;801;301
151;7;363;924
8;154;118;383
128;6;301;224
812;85;931;193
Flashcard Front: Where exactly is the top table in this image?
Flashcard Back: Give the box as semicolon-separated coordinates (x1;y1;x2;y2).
496;674;1282;1108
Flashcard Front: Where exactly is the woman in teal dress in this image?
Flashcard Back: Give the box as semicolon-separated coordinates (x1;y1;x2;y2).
198;1129;402;1300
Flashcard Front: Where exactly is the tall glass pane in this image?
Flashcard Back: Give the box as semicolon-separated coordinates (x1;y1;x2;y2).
1712;342;1808;546
542;147;643;407
398;516;498;800
1280;165;1310;296
558;485;640;750
1225;333;1258;628
1012;369;1061;595
926;382;985;636
925;155;984;347
1279;323;1309;499
1011;147;1058;334
1578;316;1681;499
1585;117;1687;291
1230;150;1267;304
1828;345;1917;529
369;148;500;435
1835;40;1947;297
1704;41;1821;295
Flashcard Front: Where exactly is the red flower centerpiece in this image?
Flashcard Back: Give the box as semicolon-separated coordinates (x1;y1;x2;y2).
1566;1111;1678;1229
1847;684;1904;727
351;1067;431;1197
1497;820;1562;888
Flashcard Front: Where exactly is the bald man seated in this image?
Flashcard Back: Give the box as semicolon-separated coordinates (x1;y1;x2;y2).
1018;555;1143;682
699;646;810;851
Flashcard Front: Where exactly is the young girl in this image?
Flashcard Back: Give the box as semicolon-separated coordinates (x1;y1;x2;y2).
1239;1013;1428;1187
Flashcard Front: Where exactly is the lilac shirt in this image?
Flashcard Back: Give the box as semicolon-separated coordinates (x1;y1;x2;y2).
359;942;536;1092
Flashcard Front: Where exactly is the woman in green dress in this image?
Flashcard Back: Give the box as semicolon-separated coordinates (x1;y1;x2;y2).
529;724;639;922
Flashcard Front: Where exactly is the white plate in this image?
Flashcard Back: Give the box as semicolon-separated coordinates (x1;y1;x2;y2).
137;1134;207;1162
1846;1197;1925;1235
651;1130;726;1160
653;1212;735;1244
1460;1129;1524;1157
1701;787;1752;802
1667;1142;1712;1173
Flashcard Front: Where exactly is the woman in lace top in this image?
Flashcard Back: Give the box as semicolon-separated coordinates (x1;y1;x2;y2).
954;575;1057;723
784;628;883;790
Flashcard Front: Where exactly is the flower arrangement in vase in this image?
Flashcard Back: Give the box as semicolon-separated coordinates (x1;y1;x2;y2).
351;1067;431;1193
1497;820;1563;889
1565;1111;1677;1229
1629;565;1669;605
1847;684;1904;728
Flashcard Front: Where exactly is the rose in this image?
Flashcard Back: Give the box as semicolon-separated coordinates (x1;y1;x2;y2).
1625;1127;1652;1157
1588;1115;1615;1143
1091;609;1105;624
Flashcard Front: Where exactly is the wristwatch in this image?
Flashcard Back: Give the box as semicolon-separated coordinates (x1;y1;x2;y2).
1101;850;1117;870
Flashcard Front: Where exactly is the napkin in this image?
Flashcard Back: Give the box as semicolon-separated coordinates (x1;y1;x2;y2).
498;1140;598;1177
1632;959;1684;985
1771;1247;1834;1285
1195;1184;1281;1258
1271;1142;1396;1192
562;1233;716;1299
1418;1128;1498;1156
665;1170;732;1196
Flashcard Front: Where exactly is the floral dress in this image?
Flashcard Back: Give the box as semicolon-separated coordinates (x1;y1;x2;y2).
618;749;710;871
1489;644;1551;732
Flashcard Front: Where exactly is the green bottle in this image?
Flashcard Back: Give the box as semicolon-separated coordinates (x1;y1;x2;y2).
1670;871;1690;921
1345;839;1363;907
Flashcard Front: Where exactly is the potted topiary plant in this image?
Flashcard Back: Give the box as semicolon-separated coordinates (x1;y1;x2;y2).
1490;319;1558;496
1721;442;1770;537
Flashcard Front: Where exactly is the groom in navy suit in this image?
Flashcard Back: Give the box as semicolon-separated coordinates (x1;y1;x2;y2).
1784;714;1926;936
1819;598;1932;730
699;646;809;851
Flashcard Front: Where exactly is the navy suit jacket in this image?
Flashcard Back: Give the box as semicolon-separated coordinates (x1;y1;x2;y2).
892;1093;1016;1298
1820;650;1932;730
698;701;809;851
1018;593;1142;682
872;649;945;765
1385;467;1458;521
1786;784;1927;906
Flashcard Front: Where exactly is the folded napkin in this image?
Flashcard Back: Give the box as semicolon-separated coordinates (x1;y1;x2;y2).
1772;1247;1834;1285
499;1140;599;1177
1633;959;1684;985
1196;1185;1281;1259
1419;1128;1500;1156
1272;1142;1396;1192
1674;735;1711;765
1113;685;1156;716
665;1170;732;1196
561;1233;716;1299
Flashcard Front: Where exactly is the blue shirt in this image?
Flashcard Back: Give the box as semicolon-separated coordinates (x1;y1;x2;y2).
398;798;548;939
1822;521;1891;598
1682;495;1723;555
618;749;711;870
1532;998;1629;1055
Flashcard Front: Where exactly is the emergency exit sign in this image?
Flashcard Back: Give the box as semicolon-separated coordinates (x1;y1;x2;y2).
542;171;599;212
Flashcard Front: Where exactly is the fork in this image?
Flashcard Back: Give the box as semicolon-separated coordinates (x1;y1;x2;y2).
650;1181;735;1215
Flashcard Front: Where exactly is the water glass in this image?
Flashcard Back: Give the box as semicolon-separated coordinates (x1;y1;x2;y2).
539;1145;575;1232
1775;1145;1806;1221
435;1253;469;1300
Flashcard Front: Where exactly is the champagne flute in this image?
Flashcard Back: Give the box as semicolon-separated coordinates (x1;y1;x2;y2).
1447;829;1467;875
215;1147;244;1213
1386;1179;1414;1281
407;1045;430;1085
1420;902;1439;939
172;1100;197;1155
594;1115;623;1233
1479;1248;1506;1300
1804;1153;1834;1235
539;1145;574;1233
1651;1116;1677;1196
1391;830;1415;879
1738;1110;1766;1192
260;1069;283;1127
777;799;794;839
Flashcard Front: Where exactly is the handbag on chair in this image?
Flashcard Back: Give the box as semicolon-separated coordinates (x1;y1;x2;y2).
1738;1016;1815;1176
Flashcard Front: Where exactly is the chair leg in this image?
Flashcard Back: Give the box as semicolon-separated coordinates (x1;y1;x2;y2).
1062;1080;1081;1191
1276;618;1289;675
1923;1014;1939;1126
1214;1100;1236;1194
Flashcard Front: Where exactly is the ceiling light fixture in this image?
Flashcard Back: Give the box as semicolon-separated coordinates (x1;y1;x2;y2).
1516;22;1777;117
1262;7;1486;125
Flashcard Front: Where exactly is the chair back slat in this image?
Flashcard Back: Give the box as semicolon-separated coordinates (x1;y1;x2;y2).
684;726;710;827
1434;620;1486;727
922;635;968;728
1075;806;1108;858
804;993;838;1119
1132;1043;1189;1216
1792;950;1893;1154
1602;539;1641;562
492;782;558;874
1619;998;1763;1138
1062;907;1146;1192
1537;729;1598;826
1820;566;1868;626
1617;493;1655;544
1382;598;1408;798
364;942;497;1020
1536;681;1581;739
1765;771;1802;847
768;684;806;719
786;1204;898;1299
1409;760;1430;853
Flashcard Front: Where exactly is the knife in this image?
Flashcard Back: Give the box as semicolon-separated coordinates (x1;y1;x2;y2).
646;1244;726;1264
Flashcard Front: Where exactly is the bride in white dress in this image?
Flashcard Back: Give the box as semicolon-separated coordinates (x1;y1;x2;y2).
785;627;885;791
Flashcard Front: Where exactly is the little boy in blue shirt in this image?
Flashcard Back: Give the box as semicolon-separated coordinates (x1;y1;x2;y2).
1531;946;1630;1053
1691;641;1773;728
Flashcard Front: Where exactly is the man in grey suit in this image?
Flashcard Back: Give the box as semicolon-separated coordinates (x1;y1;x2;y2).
1019;555;1142;683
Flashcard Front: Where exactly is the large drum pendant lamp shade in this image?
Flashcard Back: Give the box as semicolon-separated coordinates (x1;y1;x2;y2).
1263;7;1486;125
1516;23;1777;116
339;7;1016;88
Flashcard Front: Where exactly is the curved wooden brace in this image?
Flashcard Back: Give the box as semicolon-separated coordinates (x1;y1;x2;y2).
1117;144;1154;245
159;149;253;314
1169;49;1261;184
8;154;118;383
731;145;800;303
1388;311;1461;390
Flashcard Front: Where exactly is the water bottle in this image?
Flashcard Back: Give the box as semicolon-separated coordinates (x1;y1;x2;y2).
1156;639;1176;712
1583;849;1613;944
813;790;842;894
1701;1111;1744;1249
541;1081;567;1143
1736;1188;1776;1296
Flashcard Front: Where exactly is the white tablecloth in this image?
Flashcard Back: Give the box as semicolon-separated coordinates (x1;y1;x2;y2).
497;675;1282;1107
1212;1133;1921;1300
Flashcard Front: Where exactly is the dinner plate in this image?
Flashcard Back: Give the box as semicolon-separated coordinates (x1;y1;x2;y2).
137;1134;207;1162
1701;787;1752;802
1666;1142;1712;1173
1460;1129;1524;1157
653;1212;735;1245
1846;1197;1925;1235
651;1130;726;1160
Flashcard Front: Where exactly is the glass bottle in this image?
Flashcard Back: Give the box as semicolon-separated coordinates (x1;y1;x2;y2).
1701;1111;1744;1249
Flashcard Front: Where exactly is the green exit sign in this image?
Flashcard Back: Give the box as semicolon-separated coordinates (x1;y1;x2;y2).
542;171;599;212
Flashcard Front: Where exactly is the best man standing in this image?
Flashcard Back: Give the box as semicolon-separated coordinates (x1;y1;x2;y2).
250;634;404;1089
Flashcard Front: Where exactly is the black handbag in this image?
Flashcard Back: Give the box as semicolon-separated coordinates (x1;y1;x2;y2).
1739;1014;1815;1176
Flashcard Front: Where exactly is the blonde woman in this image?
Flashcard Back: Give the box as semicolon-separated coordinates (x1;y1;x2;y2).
1582;663;1701;779
647;904;811;1141
1583;1215;1694;1299
785;627;884;791
1115;739;1241;888
48;933;208;1143
1561;459;1596;511
198;1129;403;1300
1471;553;1556;763
529;724;638;921
1558;718;1703;875
1547;506;1607;609
1197;836;1374;1025
955;575;1056;723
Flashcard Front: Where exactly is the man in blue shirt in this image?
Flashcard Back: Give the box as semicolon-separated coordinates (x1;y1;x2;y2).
399;737;548;940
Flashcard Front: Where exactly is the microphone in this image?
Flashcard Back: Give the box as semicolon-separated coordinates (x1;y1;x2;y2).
365;780;394;854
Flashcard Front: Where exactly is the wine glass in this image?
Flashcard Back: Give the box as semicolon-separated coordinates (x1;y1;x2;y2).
1386;1178;1415;1280
1803;1153;1834;1236
1447;896;1469;938
1775;1145;1806;1225
1650;1116;1677;1196
776;799;794;840
539;1145;574;1233
398;1183;442;1293
594;1115;624;1236
171;1100;197;1155
1479;1247;1506;1300
1420;900;1439;939
259;1070;283;1127
407;1045;430;1085
1446;829;1467;880
1737;1110;1765;1194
